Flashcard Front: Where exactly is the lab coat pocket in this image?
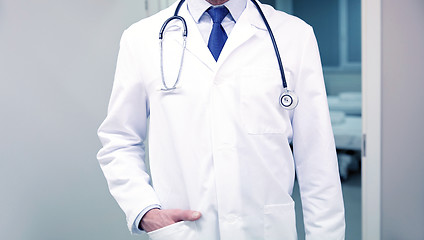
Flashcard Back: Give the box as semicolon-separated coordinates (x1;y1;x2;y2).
147;221;198;240
264;202;297;240
240;69;291;134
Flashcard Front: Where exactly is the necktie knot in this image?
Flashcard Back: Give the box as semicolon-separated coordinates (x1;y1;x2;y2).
207;6;229;24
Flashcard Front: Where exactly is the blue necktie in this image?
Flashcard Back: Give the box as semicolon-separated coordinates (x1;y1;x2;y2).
207;6;229;61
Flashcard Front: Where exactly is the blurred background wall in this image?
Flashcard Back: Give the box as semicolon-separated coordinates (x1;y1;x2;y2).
0;0;168;239
380;0;424;238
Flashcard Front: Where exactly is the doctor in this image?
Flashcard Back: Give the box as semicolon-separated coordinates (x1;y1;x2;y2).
97;0;345;239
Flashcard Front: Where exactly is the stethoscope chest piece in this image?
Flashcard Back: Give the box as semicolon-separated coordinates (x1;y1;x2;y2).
279;89;298;110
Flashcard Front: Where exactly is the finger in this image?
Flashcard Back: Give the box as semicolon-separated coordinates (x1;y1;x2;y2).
168;209;202;222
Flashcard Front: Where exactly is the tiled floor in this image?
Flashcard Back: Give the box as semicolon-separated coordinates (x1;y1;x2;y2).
292;171;362;240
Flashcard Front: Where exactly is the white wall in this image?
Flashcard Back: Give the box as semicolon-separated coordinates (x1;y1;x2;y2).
380;0;424;239
0;0;158;239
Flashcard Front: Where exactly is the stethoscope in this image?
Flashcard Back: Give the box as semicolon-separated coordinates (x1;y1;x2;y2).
159;0;298;110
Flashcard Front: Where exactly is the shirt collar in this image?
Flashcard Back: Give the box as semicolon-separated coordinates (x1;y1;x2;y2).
187;0;247;23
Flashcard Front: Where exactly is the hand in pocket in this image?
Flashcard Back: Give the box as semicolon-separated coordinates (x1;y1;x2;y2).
140;208;202;233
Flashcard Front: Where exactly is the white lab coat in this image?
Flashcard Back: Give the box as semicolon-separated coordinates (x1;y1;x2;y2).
97;1;345;240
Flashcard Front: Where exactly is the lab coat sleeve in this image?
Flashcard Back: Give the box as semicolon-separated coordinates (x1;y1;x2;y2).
291;27;346;240
97;30;161;234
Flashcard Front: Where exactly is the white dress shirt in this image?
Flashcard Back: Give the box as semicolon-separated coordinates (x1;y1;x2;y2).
187;0;247;43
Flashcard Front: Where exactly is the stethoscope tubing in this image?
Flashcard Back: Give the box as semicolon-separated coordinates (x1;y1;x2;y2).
159;0;298;110
159;15;188;91
160;0;288;89
249;0;287;89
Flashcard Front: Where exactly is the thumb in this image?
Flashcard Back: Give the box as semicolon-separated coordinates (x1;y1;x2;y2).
169;209;202;222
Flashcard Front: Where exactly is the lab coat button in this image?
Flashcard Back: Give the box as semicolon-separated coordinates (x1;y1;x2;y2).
226;214;238;223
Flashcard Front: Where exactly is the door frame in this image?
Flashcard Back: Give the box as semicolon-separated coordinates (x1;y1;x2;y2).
361;0;382;239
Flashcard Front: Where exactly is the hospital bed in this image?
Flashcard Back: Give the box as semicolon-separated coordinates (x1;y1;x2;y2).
328;92;362;180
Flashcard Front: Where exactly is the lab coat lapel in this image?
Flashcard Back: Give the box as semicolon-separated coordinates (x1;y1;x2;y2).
163;1;267;71
179;4;217;71
216;1;267;67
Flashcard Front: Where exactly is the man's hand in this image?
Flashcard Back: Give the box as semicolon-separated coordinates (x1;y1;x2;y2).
140;208;202;233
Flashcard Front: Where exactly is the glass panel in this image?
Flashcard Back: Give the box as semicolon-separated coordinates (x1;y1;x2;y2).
348;0;361;62
261;0;277;6
293;0;340;67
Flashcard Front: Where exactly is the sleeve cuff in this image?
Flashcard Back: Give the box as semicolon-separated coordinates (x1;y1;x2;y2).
132;204;162;234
